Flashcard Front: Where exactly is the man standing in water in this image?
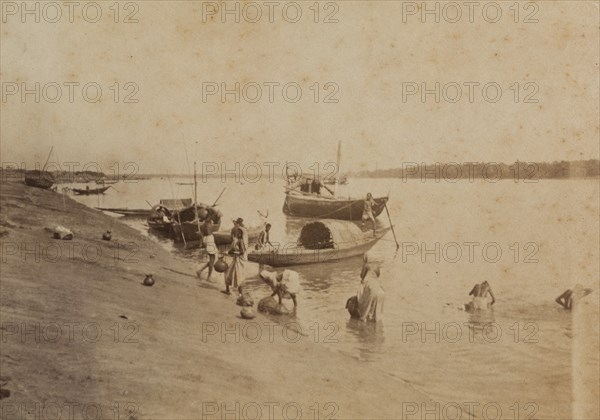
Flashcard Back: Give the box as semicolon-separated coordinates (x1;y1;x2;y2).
555;284;593;310
465;281;496;311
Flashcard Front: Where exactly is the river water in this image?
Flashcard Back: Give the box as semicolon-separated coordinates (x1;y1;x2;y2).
72;177;599;419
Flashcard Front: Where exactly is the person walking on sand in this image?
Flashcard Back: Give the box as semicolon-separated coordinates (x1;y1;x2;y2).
196;218;217;282
361;193;377;235
555;284;592;310
224;219;247;295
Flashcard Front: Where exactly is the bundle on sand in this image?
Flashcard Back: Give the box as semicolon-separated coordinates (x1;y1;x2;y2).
257;296;290;315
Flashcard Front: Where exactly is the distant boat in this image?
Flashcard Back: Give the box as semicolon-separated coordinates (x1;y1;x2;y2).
24;147;55;190
96;207;149;217
323;175;348;185
95;179;118;185
72;186;110;195
176;182;193;186
283;191;388;221
247;219;390;267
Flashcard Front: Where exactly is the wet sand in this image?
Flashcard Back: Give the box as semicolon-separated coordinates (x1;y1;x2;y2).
0;180;431;419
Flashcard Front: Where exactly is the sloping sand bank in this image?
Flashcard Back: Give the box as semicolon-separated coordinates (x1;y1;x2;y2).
1;181;430;419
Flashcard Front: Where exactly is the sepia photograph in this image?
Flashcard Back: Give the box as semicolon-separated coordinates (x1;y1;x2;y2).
1;1;599;419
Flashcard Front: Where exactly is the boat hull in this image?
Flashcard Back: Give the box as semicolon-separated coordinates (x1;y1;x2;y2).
24;177;53;189
283;193;388;220
96;207;149;217
247;227;390;267
72;186;110;195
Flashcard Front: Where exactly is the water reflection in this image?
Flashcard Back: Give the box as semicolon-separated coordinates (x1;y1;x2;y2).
345;319;386;362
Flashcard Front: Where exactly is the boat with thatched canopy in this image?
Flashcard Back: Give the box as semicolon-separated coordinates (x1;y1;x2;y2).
247;219;390;267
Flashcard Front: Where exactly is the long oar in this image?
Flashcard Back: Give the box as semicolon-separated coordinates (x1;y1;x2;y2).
384;201;399;250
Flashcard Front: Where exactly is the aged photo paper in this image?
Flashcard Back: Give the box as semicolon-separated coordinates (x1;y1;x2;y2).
1;1;599;419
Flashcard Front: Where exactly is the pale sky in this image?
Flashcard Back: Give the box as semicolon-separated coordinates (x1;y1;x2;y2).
1;1;598;174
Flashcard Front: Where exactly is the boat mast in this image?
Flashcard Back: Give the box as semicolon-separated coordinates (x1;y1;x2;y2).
194;161;201;242
41;146;54;173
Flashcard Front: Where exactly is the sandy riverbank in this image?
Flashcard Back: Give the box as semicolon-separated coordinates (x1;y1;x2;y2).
0;180;431;419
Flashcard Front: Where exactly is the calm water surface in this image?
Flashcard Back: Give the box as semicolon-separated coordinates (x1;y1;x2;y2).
72;178;599;419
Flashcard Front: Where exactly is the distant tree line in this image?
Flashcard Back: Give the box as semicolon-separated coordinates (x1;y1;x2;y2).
347;160;600;180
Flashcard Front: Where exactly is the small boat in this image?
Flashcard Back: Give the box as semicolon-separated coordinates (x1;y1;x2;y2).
95;207;149;217
95;179;118;185
176;182;194;186
283;191;388;221
323;175;348;185
72;186;110;195
247;220;390;267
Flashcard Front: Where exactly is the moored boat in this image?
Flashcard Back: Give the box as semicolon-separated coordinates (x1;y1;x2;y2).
283;191;388;221
24;174;54;189
96;207;149;217
147;198;192;234
24;147;55;190
247;219;390;267
72;186;110;195
171;204;222;243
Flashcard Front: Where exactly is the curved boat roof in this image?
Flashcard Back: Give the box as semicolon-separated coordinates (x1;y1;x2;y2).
298;220;364;250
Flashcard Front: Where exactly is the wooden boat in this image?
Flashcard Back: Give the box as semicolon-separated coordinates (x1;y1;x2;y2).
147;198;192;234
176;182;193;186
24;174;54;189
72;186;110;195
95;179;118;185
24;147;55;189
247;220;390;267
95;207;149;217
213;225;263;246
171;204;222;242
283;191;388;220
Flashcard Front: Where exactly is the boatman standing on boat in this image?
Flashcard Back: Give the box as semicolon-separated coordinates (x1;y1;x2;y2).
362;193;377;235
